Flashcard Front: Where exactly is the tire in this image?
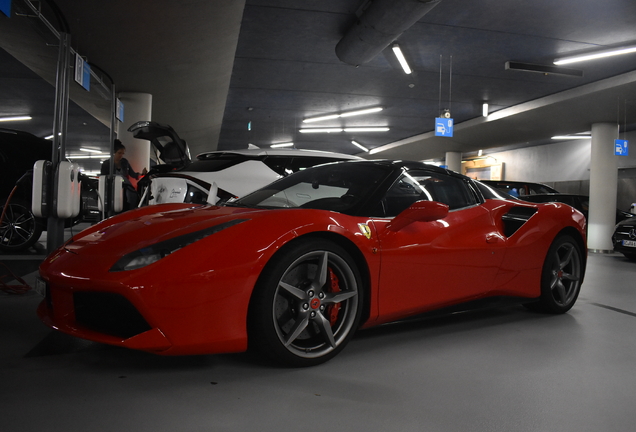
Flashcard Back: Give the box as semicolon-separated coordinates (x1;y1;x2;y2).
535;234;583;313
0;201;44;252
249;239;363;367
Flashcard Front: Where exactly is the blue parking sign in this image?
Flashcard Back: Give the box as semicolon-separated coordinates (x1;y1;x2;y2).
1;0;11;17
435;118;454;137
615;139;629;156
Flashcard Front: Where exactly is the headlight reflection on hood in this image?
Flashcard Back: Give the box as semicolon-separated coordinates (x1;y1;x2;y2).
110;219;248;272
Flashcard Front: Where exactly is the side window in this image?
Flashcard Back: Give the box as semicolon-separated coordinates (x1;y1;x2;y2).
379;173;431;217
376;170;477;217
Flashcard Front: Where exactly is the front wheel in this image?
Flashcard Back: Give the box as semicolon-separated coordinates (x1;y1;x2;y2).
535;234;583;313
249;239;363;367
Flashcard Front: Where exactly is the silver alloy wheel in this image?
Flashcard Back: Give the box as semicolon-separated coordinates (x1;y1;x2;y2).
547;241;581;307
0;202;41;251
272;250;359;359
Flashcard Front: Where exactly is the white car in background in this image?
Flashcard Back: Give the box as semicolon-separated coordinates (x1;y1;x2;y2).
129;121;361;206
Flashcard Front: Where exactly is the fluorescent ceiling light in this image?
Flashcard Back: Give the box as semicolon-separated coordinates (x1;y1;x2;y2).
44;132;61;140
551;134;591;140
351;140;369;152
303;114;340;123
392;44;412;74
66;154;110;159
80;147;103;153
270;142;294;148
554;45;636;65
343;127;389;132
368;147;386;155
300;127;389;134
303;107;383;123
339;107;383;118
299;128;343;133
0;115;32;122
482;103;489;117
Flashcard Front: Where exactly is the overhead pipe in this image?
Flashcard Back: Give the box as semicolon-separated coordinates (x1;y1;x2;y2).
336;0;443;66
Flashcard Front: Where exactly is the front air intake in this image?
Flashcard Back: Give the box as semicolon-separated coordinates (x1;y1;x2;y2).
73;292;152;339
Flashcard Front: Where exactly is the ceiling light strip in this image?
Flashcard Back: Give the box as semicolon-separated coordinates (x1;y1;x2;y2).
351;140;369;152
344;127;389;132
554;45;636;65
299;128;343;133
392;44;412;74
66;154;110;159
303;107;383;123
551;135;591;140
299;127;389;133
0;115;32;122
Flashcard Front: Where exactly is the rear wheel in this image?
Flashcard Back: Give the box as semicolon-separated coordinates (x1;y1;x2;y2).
249;239;363;367
0;201;44;252
535;234;583;313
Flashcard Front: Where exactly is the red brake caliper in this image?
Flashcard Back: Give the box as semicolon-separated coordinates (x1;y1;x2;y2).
327;268;341;325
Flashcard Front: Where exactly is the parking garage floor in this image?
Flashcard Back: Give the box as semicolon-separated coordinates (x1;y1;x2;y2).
1;230;635;432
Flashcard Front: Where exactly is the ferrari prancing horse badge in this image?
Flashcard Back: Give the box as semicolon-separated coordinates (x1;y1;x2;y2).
358;223;372;239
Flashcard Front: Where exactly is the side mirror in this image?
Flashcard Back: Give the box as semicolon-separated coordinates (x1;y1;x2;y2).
387;200;449;232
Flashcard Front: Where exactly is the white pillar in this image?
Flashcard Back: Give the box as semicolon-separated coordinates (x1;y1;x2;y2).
117;92;152;188
445;151;462;173
588;122;619;252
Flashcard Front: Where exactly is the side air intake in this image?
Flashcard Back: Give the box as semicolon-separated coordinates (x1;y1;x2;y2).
501;207;538;237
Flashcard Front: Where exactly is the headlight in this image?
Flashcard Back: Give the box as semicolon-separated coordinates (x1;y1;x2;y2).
110;219;247;272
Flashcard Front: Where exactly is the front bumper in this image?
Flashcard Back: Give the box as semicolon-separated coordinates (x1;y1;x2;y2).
36;249;255;356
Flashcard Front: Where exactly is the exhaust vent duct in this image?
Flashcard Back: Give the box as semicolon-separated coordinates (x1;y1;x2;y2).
336;0;443;66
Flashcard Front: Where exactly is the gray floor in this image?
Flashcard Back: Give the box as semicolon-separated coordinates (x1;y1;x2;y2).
1;237;635;432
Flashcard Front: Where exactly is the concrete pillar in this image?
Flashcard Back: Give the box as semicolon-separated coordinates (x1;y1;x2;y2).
445;151;462;173
588;122;619;252
117;92;152;188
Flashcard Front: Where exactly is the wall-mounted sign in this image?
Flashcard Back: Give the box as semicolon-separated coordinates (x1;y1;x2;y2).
615;139;629;156
116;99;124;122
0;0;11;17
74;54;91;91
435;117;454;137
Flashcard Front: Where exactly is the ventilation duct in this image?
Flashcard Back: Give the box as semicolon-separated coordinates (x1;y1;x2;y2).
336;0;443;66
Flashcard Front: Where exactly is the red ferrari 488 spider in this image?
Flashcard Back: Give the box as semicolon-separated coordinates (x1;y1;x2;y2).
37;160;586;366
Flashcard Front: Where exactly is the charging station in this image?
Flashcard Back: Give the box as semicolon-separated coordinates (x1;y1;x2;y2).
98;175;124;214
32;160;81;219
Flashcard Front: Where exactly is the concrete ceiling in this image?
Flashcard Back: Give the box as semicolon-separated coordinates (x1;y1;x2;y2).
2;0;636;171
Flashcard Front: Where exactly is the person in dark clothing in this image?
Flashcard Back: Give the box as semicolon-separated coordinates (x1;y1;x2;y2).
100;140;148;210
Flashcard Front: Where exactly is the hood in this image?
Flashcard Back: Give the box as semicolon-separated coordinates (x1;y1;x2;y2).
65;204;257;256
128;121;191;171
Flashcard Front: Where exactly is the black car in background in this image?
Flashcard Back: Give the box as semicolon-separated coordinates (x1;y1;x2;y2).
0;128;99;253
522;193;634;224
0;128;50;252
480;180;558;198
612;219;636;261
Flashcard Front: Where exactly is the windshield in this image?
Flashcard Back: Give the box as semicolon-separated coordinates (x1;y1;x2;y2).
231;162;392;215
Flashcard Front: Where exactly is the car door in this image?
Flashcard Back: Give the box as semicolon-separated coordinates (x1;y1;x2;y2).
372;169;507;320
